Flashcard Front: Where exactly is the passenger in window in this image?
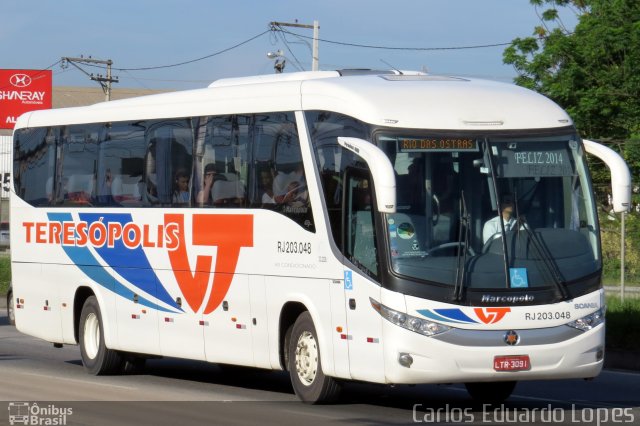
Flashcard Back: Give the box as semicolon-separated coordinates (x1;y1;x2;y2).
259;169;276;205
97;168;114;205
172;169;190;205
196;163;225;206
274;163;307;205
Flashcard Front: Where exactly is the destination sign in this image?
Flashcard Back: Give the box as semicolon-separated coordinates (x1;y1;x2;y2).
496;142;576;177
398;138;478;152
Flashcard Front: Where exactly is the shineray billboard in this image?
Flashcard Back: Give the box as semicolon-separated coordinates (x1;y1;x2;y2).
0;69;52;129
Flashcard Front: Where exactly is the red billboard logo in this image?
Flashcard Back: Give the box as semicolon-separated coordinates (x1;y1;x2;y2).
0;69;52;129
9;74;32;88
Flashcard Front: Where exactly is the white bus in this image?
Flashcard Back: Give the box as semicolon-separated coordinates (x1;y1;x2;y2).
10;70;631;403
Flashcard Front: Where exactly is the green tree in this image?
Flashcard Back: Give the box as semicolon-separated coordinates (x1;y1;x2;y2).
504;1;640;284
503;0;640;141
503;0;640;203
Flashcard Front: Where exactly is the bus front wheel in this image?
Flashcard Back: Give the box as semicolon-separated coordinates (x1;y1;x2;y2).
287;311;341;403
79;296;123;375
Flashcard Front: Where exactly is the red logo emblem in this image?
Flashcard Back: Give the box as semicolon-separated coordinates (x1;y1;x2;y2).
474;307;511;324
165;214;253;314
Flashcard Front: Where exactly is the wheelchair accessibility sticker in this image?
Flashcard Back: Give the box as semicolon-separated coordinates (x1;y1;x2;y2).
344;270;353;290
510;268;529;288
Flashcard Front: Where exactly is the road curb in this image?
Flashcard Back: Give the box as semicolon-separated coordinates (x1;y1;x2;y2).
604;285;640;296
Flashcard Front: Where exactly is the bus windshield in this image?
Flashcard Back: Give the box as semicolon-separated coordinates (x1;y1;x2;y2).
376;133;600;295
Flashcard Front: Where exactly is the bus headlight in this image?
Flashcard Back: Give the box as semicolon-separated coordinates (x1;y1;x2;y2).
370;298;450;337
567;308;605;331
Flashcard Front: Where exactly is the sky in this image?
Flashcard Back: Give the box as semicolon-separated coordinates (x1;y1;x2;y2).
2;0;578;91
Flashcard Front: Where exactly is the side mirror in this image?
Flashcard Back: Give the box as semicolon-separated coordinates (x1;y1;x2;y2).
337;137;396;213
582;139;631;213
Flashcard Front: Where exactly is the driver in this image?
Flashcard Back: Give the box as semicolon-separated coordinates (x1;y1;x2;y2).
483;194;517;244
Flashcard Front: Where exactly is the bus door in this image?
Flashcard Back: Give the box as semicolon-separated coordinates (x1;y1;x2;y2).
342;169;385;382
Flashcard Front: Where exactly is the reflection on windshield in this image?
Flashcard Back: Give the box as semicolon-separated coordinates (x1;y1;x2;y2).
377;134;600;294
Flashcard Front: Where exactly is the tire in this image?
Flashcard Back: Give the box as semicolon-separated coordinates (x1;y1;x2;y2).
465;381;517;404
121;354;147;375
287;311;341;403
7;290;15;326
79;296;123;375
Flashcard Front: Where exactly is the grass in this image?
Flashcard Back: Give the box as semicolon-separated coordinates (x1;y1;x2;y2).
605;296;640;351
0;255;9;296
600;213;640;286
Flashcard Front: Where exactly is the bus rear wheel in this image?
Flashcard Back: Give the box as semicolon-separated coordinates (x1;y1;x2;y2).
287;311;341;403
465;381;517;404
79;296;123;375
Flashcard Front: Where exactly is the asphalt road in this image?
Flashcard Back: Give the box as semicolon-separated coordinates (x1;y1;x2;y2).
1;311;639;426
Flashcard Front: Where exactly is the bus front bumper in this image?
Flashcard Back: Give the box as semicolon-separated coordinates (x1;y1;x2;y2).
382;322;604;384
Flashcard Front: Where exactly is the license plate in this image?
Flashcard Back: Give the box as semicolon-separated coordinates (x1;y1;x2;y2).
493;355;531;371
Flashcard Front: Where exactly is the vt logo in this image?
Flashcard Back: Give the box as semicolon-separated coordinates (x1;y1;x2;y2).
474;307;511;324
165;214;253;314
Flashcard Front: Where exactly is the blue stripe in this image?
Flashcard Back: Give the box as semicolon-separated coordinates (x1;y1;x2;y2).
417;308;478;324
78;213;181;311
434;308;478;323
47;212;179;313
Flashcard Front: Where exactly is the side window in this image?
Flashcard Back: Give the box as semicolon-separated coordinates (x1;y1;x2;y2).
59;124;100;206
345;170;378;278
13;127;56;206
195;115;248;208
306;111;370;248
98;121;146;207
145;120;193;206
254;112;314;232
253;114;277;207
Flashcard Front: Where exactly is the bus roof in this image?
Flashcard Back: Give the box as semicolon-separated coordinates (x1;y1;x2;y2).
15;70;573;132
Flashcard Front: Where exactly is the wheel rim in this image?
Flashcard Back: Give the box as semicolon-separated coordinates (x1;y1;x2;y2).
295;330;318;386
8;296;15;323
83;312;100;359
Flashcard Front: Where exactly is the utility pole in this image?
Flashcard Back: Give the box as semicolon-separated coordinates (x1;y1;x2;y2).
621;211;626;301
270;21;319;71
61;56;119;101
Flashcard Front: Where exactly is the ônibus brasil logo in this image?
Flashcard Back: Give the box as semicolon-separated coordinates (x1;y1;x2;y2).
24;212;253;314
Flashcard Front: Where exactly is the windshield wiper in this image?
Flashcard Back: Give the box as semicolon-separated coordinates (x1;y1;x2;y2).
453;190;471;301
515;215;570;300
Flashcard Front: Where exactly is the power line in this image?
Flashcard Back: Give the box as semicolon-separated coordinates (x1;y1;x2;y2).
114;30;271;71
0;59;61;92
21;27;519;91
274;31;305;71
61;57;118;101
273;27;512;51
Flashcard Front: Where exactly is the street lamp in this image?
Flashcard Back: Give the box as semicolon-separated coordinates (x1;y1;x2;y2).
267;50;286;73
